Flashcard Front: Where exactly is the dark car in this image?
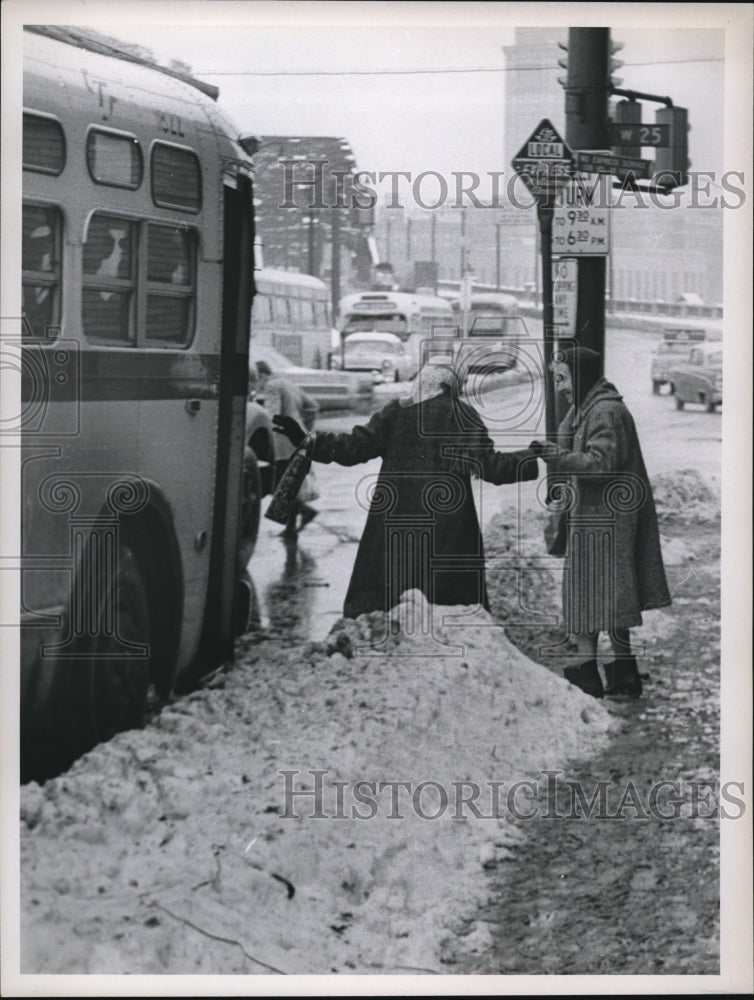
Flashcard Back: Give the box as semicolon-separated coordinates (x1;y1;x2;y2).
251;345;374;413
666;342;723;412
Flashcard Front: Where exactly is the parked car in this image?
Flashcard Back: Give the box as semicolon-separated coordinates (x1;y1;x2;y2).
335;331;419;383
666;342;723;412
651;326;722;393
250;345;374;413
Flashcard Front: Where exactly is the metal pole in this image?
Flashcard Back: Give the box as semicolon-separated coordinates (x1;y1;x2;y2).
495;222;501;290
538;201;557;441
307;213;317;276
331;207;341;324
563;26;609;371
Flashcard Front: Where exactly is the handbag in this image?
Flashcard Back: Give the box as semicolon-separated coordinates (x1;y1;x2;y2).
298;467;319;504
543;475;570;557
544;508;567;556
264;432;316;525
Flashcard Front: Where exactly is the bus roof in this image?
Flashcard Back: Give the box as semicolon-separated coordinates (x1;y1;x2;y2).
339;291;453;313
25;25;220;100
254;269;329;296
451;292;520;310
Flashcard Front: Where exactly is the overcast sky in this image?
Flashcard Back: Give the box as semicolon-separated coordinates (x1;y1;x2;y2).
6;1;745;194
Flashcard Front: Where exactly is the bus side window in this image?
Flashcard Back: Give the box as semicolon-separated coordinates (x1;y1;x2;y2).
22;203;62;340
253;294;273;322
82;213;136;343
272;296;287;325
145;223;196;345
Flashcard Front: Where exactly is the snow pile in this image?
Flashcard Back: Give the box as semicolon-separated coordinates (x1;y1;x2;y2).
21;591;615;976
651;467;721;524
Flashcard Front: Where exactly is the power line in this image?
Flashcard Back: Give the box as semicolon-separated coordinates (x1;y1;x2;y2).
195;58;723;78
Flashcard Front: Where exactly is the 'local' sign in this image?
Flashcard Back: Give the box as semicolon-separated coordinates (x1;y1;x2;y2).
511;119;574;202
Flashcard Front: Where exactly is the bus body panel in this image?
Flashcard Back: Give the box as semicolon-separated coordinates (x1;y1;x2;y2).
337;291;456;368
251;268;331;369
20;28;255;772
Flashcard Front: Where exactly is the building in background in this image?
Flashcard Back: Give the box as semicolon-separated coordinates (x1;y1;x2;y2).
251;136;377;312
371;27;723;308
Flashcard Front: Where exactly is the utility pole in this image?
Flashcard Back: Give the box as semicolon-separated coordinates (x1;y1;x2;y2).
562;27;609;369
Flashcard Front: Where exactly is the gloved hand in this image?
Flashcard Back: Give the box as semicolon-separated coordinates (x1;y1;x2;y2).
272;414;307;448
529;439;565;461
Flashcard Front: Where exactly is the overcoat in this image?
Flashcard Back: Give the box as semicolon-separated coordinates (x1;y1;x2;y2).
312;391;538;618
549;377;671;633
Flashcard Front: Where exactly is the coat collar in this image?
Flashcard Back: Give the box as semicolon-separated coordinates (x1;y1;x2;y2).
572;377;623;428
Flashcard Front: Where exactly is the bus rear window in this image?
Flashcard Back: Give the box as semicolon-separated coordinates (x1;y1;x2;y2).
23;113;66;175
22;203;62;339
151;143;202;212
87;129;143;189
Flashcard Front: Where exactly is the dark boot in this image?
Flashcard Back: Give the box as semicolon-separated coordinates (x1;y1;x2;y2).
299;505;318;530
564;660;604;699
604;657;643;697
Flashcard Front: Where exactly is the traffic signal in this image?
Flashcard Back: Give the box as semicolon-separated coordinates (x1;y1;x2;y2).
556;40;568;89
653;106;689;190
612;99;642;156
609;39;624;87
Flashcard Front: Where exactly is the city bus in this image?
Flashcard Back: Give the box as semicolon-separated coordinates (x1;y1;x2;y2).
251;268;332;369
337;290;455;367
15;26;258;781
450;291;528;371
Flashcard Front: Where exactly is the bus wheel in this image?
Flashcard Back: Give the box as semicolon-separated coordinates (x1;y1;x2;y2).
675;395;685;410
88;543;152;745
652;380;662;394
239;447;262;563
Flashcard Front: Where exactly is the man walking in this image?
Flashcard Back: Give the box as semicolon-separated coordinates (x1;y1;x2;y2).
255;360;319;539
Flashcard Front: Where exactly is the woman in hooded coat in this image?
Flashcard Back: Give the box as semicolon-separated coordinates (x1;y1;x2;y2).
273;357;539;619
531;346;671;699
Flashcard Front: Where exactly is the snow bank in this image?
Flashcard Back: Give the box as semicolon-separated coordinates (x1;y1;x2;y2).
21;591;615;976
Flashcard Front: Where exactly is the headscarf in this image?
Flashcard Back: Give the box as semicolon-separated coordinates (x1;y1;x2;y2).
560;346;603;408
402;355;459;406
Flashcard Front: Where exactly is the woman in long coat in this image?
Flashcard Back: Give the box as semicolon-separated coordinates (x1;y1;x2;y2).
273;357;539;618
532;346;671;698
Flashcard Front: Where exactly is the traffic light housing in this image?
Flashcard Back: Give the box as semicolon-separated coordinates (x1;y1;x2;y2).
653;106;689;190
612;98;642;156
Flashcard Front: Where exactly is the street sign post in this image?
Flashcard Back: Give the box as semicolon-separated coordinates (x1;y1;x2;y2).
609;122;670;148
574;149;651;181
553;180;610;256
511;119;576;438
552;259;577;335
512;118;575;202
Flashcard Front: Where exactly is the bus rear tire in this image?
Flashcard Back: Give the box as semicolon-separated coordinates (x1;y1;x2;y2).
652;380;662;394
86;543;152;746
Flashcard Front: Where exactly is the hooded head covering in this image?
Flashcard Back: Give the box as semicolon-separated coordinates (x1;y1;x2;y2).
403;355;459;405
560;346;603;408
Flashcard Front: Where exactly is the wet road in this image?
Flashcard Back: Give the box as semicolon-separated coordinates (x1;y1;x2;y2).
247;324;722;642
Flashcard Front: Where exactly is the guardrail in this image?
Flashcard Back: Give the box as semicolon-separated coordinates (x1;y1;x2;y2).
435;280;723;321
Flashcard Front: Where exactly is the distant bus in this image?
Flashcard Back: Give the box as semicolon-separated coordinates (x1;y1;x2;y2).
337;290;455;366
450;292;529;371
18;26;258;781
251;268;331;369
